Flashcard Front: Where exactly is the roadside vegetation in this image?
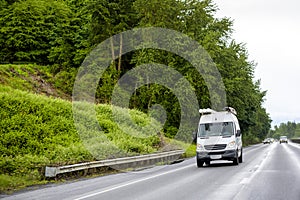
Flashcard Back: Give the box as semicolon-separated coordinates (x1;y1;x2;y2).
0;64;73;100
0;0;271;142
0;0;272;193
269;122;300;139
0;85;179;192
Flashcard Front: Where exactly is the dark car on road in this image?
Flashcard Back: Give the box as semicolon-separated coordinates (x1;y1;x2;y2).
263;138;271;144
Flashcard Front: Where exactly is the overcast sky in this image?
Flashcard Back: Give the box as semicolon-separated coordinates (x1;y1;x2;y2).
213;0;300;128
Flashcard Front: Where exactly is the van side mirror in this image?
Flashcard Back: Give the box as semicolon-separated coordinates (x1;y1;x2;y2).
193;131;197;139
192;131;197;143
192;131;197;138
236;130;241;137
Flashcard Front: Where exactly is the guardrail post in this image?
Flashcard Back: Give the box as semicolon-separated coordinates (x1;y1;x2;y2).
45;167;57;178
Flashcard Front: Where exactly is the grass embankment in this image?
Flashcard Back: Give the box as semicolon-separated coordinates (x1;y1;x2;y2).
0;85;181;193
0;64;196;193
0;64;73;100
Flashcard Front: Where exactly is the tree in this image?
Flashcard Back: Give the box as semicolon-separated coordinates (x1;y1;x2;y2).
0;0;272;142
273;121;297;138
87;0;137;70
0;0;76;65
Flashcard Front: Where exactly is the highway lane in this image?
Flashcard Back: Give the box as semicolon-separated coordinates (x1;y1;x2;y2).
235;142;300;200
3;142;300;200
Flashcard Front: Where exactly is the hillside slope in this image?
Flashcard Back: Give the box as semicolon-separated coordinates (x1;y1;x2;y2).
0;64;73;100
0;65;172;192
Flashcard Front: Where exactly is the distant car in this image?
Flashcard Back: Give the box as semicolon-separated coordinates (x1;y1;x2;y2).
263;138;271;144
279;136;288;144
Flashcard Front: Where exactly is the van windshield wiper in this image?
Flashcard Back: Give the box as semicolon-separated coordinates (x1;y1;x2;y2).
222;135;232;138
199;136;209;139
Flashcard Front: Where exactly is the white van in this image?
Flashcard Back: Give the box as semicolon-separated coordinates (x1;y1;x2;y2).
196;107;243;167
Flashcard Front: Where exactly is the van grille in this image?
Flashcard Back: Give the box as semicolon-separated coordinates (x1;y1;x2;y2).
208;151;225;155
204;144;227;151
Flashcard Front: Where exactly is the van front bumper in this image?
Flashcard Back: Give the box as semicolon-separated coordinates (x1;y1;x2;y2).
197;150;236;161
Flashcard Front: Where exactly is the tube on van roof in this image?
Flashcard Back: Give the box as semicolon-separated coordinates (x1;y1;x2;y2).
199;107;237;115
199;108;217;114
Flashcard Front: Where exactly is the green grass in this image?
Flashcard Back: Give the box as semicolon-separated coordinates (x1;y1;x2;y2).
0;64;194;193
0;174;48;194
0;64;73;100
183;144;196;158
0;64;50;91
164;138;196;158
242;134;260;146
0;85;169;193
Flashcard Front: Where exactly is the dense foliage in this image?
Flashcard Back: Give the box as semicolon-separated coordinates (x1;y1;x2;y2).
0;0;273;192
0;85;165;191
0;0;271;145
269;121;300;139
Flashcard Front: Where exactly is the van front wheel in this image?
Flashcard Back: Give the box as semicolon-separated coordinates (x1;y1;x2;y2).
233;151;239;165
197;159;204;168
238;149;243;163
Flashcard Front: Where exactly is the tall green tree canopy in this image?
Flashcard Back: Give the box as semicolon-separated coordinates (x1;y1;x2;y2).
0;0;271;141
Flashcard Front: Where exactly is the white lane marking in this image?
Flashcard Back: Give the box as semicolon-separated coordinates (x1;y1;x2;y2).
204;144;276;200
243;144;268;155
238;142;300;186
282;143;300;169
289;142;300;149
74;144;273;200
72;163;195;200
239;144;275;185
229;144;277;200
239;177;250;184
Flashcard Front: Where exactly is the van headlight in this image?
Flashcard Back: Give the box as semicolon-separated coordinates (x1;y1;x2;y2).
227;141;236;149
197;143;205;151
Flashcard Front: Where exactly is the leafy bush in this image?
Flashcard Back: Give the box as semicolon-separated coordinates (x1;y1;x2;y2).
242;134;260;146
0;64;71;100
0;85;165;191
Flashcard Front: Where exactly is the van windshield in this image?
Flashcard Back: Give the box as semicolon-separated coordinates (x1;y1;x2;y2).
198;122;234;137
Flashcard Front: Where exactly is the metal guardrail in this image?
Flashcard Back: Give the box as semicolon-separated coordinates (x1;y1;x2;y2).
291;138;300;144
45;150;184;177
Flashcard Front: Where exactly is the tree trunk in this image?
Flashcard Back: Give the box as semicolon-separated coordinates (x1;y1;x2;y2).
110;37;115;63
118;33;123;71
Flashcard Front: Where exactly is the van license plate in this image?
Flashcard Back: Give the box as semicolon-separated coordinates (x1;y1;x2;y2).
210;155;221;159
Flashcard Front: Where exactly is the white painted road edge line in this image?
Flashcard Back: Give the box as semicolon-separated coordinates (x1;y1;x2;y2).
282;143;300;169
72;163;195;200
289;141;300;149
243;144;266;155
72;144;267;200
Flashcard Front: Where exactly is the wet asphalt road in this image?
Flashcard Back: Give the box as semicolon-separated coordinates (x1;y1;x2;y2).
3;142;300;200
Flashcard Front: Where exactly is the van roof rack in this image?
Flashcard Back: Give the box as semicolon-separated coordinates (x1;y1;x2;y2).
223;107;237;115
